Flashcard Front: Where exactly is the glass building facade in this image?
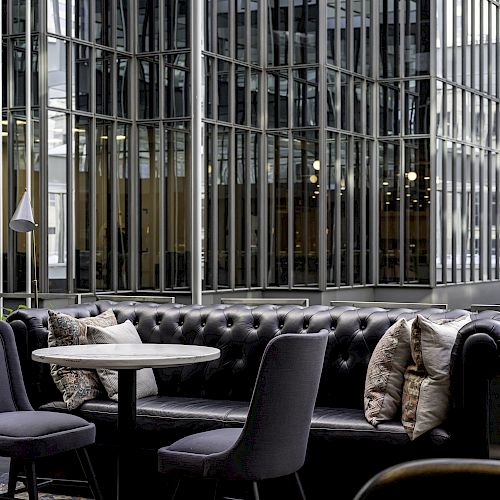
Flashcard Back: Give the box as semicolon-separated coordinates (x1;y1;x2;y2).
1;0;499;307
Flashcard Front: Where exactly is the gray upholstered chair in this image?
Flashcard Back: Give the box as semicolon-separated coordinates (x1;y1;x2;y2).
158;330;328;500
352;458;500;500
0;320;102;500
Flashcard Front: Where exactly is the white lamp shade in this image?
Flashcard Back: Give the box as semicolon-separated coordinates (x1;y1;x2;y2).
9;191;36;232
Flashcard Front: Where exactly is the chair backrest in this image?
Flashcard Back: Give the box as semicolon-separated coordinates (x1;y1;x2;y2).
353;458;500;500
0;321;33;412
208;330;328;480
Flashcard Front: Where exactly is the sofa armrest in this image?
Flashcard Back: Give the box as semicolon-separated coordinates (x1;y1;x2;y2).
450;319;500;457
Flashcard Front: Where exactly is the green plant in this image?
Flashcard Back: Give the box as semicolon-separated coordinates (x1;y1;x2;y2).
0;304;27;321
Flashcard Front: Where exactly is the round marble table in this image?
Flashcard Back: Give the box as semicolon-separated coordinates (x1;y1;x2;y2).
32;343;220;500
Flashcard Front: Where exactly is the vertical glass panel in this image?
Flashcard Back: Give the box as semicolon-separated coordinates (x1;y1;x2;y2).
491;3;497;97
456;88;463;141
327;137;336;285
138;56;160;119
205;0;213;52
250;132;259;286
293;0;318;64
48;0;67;35
379;141;400;283
436;0;443;77
73;116;90;291
293;131;318;286
293;68;318;127
217;126;230;288
340;138;348;285
165;0;188;50
235;131;246;287
327;69;336;128
353;0;362;73
31;37;40;107
2;43;6;107
217;60;230;122
138;0;159;52
404;0;430;76
491;152;497;278
12;0;25;33
473;148;481;281
164;54;190;118
436;141;443;283
463;145;472;281
353;138;362;283
96;49;113;116
116;0;128;50
204;124;214;289
116;123;129;290
48;111;68;292
13;42;26;107
404;139;430;284
165;125;191;289
379;84;400;135
205;57;213;119
48;37;67;109
95;0;112;47
340;0;348;69
455;0;463;83
95;120;112;290
327;1;336;65
267;72;288;128
1;115;7;292
465;0;472;88
217;0;230;56
250;70;259;128
405;79;430;135
267;133;288;286
464;91;471;142
236;0;246;61
138;124;160;290
454;143;463;280
72;44;91;112
482;0;489;94
366;82;373;136
446;84;453;138
379;0;399;78
436;80;443;137
268;0;288;66
340;73;349;131
235;66;246;125
446;141;453;282
117;56;130;118
353;79;362;134
72;0;90;40
365;0;372;75
250;0;259;64
365;141;372;282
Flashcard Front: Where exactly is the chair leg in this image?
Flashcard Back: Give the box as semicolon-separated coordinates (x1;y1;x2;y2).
7;458;21;496
294;472;307;500
75;448;104;500
23;461;38;500
170;478;182;500
252;481;260;500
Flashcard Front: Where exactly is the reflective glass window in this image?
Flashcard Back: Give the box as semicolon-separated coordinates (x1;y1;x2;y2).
236;0;246;61
117;0;129;50
327;138;337;285
327;69;337;128
379;0;399;78
138;56;160;119
235;66;247;126
48;0;67;36
204;124;214;289
117;56;130;118
340;0;348;69
217;126;230;288
340;138;348;285
235;131;246;287
340;73;350;131
48;37;67;109
72;0;90;40
138;0;159;52
250;70;259;128
165;0;188;50
217;0;230;56
73;116;90;291
95;0;112;47
327;1;336;65
354;79;362;134
353;0;362;73
404;0;430;76
165;125;190;289
249;132;259;286
268;0;288;66
267;72;288;128
293;0;318;64
250;0;259;64
164;54;190;118
96;49;113;116
72;44;91;112
217;60;230;122
138;124;160;290
405;79;430;135
293;69;318;127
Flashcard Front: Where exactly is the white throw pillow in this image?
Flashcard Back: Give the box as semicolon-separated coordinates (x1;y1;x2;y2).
86;320;158;401
364;318;413;426
402;314;471;440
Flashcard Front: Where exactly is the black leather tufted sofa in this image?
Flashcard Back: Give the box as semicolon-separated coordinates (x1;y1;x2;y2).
7;301;500;499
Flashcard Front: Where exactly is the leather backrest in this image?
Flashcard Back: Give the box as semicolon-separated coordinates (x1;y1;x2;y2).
7;301;480;410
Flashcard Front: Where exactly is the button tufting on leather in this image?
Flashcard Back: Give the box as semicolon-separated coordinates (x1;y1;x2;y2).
253;323;259;329
227;322;232;327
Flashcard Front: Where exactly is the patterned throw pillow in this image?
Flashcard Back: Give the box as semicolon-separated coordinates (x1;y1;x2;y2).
402;314;471;440
86;320;158;401
364;318;413;426
48;309;117;410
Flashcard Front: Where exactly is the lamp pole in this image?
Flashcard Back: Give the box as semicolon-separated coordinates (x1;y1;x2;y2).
191;0;203;305
25;0;32;308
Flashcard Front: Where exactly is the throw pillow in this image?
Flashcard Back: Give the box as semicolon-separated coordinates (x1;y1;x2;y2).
364;318;413;426
86;320;158;401
48;308;117;410
402;314;471;440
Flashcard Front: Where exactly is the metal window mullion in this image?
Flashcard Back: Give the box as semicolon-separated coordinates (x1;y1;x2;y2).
90;116;97;292
488;150;493;280
229;128;235;290
347;136;354;285
259;2;267;289
429;0;437;287
399;137;405;285
471;147;476;282
111;121;118;291
360;139;367;284
159;122;165;291
335;135;341;287
496;153;500;279
481;148;488;280
441;142;447;285
461;144;467;282
211;124;218;290
318;0;327;291
67;118;75;294
451;142;457;283
245;131;251;288
287;128;293;289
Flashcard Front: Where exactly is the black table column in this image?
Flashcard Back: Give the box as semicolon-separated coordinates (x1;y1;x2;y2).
117;369;137;500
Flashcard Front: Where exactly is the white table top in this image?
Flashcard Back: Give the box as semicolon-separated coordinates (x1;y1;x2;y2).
32;343;220;370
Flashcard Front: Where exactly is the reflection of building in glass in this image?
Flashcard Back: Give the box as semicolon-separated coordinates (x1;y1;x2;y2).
1;0;499;307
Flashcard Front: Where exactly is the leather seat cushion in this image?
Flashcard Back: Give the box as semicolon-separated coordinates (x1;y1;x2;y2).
0;411;95;459
40;398;452;452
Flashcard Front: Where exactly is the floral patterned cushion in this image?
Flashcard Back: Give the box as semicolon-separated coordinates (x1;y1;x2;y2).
48;309;117;410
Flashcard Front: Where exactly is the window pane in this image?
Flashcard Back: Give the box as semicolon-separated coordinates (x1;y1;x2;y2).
48;37;67;109
268;0;288;65
217;60;230;122
95;0;112;47
116;0;129;50
48;0;67;36
138;57;160;119
380;0;399;78
165;0;188;50
217;0;230;56
293;0;318;64
327;138;336;285
138;0;159;52
117;56;130;118
96;49;113;116
73;44;91;112
405;79;430;135
217;126;230;288
72;0;90;40
404;0;430;76
164;54;190;118
235;66;246;126
235;131;246;287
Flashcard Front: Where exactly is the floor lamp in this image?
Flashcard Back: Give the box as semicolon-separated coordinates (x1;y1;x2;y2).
9;191;39;308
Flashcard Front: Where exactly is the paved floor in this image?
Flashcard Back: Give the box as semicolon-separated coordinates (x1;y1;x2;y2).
0;457;8;474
